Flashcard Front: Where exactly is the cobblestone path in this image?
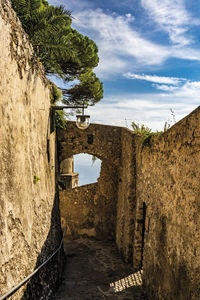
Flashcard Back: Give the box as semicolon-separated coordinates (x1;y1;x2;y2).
52;238;147;300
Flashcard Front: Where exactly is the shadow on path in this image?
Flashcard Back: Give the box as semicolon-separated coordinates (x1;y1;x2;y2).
51;238;147;300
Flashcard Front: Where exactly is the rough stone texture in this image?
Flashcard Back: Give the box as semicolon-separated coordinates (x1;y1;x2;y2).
116;129;138;264
60;158;119;242
60;183;98;239
94;160;118;240
58;106;200;300
57;124;140;261
137;106;200;300
0;1;63;298
57;122;122;166
59;163;118;241
52;238;147;300
4;1;200;299
2;11;198;297
58;124;121;242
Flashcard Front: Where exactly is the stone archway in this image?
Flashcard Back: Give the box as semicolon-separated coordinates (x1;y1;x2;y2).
57;122;121;240
57;121;122;166
57;121;142;266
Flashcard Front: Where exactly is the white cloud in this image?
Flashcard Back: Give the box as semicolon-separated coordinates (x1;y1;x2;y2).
48;0;200;132
151;80;200;100
68;78;200;131
124;72;200;101
170;47;200;63
124;72;186;85
70;8;200;78
141;0;200;47
69;90;198;132
172;81;200;98
72;9;173;77
152;84;178;91
125;13;134;20
49;0;200;78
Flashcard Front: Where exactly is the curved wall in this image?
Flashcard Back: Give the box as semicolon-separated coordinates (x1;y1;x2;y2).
0;2;63;298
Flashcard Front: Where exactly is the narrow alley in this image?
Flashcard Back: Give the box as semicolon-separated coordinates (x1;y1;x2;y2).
52;238;147;300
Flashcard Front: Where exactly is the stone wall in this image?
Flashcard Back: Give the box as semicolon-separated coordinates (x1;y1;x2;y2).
0;1;63;298
58;123;122;241
116;128;138;263
60;183;98;239
57;122;122;166
57;101;200;300
94;160;118;240
59;163;119;242
58;124;140;261
137;106;200;299
5;1;200;299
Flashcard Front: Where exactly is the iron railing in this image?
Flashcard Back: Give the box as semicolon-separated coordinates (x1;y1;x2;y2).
0;238;63;300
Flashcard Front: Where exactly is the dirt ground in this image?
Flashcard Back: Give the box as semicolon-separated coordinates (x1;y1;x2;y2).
51;238;147;300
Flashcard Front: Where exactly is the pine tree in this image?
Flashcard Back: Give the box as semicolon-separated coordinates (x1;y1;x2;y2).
62;71;103;106
11;0;103;105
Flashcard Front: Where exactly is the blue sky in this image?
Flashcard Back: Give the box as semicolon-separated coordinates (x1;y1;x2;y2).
49;0;200;130
74;154;101;186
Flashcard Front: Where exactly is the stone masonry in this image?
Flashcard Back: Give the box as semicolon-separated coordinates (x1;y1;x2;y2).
1;2;200;299
57;123;121;242
137;106;200;300
58;106;200;300
0;2;63;298
57;123;143;266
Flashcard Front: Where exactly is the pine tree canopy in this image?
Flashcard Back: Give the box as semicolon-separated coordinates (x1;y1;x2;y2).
62;71;103;106
11;0;103;106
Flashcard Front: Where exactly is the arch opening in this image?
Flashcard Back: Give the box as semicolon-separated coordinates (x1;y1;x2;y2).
59;153;118;241
74;153;102;187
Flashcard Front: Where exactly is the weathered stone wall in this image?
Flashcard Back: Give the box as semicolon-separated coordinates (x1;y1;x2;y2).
58;123;120;240
4;1;200;299
93;160;118;240
58;104;200;300
0;1;63;298
137;106;200;299
58;123;122;241
116;128;138;263
60;183;98;239
57;122;122;166
59;165;119;242
58;124;140;261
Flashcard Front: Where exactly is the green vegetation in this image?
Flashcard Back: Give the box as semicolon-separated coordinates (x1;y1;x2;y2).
131;122;152;135
62;70;103;106
131;121;162;147
49;82;62;103
55;110;68;129
33;174;41;184
131;109;176;148
11;0;103;107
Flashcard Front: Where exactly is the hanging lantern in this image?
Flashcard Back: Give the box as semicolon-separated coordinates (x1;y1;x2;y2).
76;115;90;130
51;104;90;130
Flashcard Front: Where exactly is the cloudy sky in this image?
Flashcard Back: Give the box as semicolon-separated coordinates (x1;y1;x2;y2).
74;154;101;185
49;0;200;130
